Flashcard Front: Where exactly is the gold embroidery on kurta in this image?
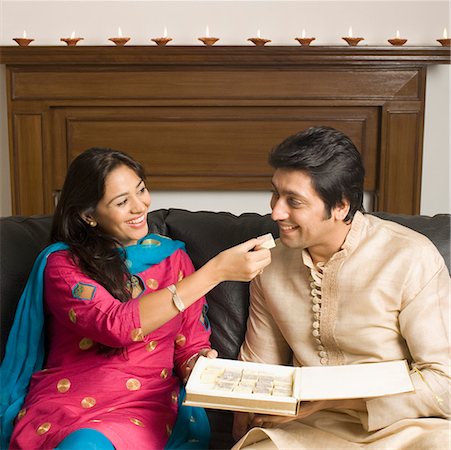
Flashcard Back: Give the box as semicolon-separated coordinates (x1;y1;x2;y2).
57;378;71;393
127;276;143;299
17;408;27;421
175;334;186;346
171;391;178;404
146;278;159;290
146;341;158;351
160;368;169;379
126;378;141;391
131;328;144;341
36;422;51;435
81;397;96;408
68;308;77;323
79;338;94;350
72;282;96;300
130;418;145;427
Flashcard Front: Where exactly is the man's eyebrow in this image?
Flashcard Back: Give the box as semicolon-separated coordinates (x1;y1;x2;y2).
271;182;306;199
107;180;144;205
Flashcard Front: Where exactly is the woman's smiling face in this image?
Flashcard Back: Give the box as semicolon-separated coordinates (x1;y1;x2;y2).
90;164;151;246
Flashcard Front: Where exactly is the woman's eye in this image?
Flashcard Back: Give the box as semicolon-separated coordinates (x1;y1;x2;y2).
117;199;128;207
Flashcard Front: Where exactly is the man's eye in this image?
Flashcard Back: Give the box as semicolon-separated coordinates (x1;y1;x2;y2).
138;187;147;194
288;198;302;207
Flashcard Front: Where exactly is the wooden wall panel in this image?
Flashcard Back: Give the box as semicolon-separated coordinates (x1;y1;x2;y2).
63;106;378;190
12;114;44;215
379;104;423;214
12;69;421;101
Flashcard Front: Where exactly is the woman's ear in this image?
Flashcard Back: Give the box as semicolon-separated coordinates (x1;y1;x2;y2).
81;213;97;228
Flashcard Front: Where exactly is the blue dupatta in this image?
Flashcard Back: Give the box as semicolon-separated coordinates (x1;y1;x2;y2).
0;234;210;449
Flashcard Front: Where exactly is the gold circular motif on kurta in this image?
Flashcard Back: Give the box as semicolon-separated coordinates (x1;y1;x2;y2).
177;270;184;281
130;418;145;427
166;423;173;436
171;391;178;404
36;422;51;435
68;308;77;323
142;238;161;247
90;419;102;423
79;337;94;350
131;328;144;342
146;340;158;352
126;378;142;391
160;368;169;379
175;334;186;346
17;408;27;421
57;378;71;393
146;278;159;290
81;397;96;408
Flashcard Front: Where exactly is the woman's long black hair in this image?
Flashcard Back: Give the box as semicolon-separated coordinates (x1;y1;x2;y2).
51;148;147;355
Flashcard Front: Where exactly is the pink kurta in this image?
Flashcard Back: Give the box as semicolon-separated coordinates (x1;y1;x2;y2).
10;247;211;450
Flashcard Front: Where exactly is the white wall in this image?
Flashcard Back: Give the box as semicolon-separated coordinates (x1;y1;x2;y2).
1;0;449;216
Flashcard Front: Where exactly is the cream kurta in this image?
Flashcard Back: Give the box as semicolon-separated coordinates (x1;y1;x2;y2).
235;212;450;449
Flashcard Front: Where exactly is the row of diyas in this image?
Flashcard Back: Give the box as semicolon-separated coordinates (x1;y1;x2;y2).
13;27;451;47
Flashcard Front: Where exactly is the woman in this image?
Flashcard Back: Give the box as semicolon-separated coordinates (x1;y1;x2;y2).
1;148;271;450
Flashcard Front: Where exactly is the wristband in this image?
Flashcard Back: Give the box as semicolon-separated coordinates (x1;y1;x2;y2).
166;284;186;313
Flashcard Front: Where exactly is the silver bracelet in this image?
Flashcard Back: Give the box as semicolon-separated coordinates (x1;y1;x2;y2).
166;284;186;313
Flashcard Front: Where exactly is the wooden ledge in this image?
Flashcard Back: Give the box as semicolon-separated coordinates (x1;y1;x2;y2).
0;45;449;66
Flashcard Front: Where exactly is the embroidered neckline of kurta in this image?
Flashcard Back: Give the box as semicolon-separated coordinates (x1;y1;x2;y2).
300;212;367;366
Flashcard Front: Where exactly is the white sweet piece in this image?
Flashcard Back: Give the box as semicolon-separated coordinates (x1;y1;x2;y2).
257;233;276;249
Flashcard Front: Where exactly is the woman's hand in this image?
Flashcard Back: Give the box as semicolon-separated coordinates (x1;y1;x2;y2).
182;348;218;383
211;237;272;283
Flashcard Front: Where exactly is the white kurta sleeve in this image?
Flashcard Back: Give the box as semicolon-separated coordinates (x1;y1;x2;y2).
366;257;451;431
239;275;292;365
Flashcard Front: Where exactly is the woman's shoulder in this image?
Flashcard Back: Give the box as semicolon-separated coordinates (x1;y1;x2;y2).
46;249;76;269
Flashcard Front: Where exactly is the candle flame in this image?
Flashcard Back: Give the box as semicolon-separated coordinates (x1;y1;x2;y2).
444;28;448;39
118;27;123;37
71;31;75;39
163;27;168;38
302;29;306;38
257;29;261;38
396;30;400;39
348;26;353;38
23;30;27;38
205;25;209;37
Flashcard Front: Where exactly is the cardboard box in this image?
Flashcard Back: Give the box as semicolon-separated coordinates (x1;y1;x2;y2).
183;357;414;416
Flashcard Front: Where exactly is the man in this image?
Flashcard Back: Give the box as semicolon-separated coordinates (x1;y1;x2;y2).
232;127;450;450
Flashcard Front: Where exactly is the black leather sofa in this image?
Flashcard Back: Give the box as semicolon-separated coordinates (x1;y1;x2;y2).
1;209;450;449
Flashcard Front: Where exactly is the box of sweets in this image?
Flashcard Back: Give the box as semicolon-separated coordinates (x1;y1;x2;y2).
184;356;302;416
183;357;413;416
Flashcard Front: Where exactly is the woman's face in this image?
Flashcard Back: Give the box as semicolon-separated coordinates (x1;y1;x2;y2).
91;164;151;246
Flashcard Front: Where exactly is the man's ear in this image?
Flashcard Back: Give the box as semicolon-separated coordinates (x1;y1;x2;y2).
333;199;350;221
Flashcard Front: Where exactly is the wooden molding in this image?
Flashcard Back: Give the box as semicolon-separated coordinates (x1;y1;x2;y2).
1;45;449;66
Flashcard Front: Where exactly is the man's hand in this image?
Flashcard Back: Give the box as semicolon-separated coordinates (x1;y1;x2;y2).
250;398;367;428
233;412;252;442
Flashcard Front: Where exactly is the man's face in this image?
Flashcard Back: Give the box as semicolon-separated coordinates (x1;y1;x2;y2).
270;168;347;259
